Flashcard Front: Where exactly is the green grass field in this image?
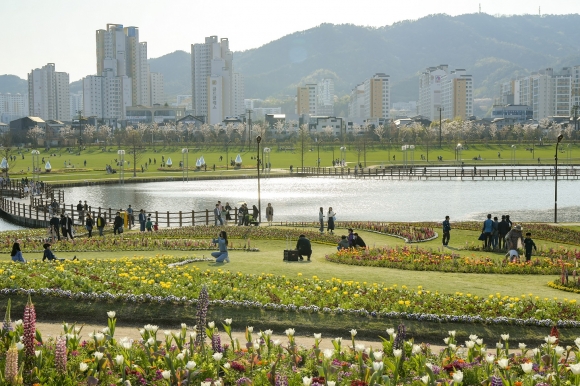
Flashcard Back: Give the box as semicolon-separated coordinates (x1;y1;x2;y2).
5;142;579;184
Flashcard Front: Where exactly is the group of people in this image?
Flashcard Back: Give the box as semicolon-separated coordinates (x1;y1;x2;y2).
10;239;77;264
318;207;337;234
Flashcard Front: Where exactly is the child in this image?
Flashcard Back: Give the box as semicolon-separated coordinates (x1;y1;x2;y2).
146;217;153;232
42;243;64;262
337;235;350;250
153;222;159;232
523;232;537;261
506;248;519;263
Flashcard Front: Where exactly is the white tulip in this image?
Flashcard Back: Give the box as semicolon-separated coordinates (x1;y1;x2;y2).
521;362;533;373
14;320;22;326
327;382;336;386
247;326;254;333
186;361;196;370
519;343;526;349
302;376;313;386
350;329;357;337
545;336;557;344
498;358;509;369
161;370;171;380
412;344;421;354
34;350;41;357
453;370;463;383
469;334;478;341
273;339;281;346
449;343;457;351
285;328;295;337
386;328;395;336
421;375;429;384
79;363;89;372
163;330;171;336
102;327;110;334
263;329;273;336
355;344;365;352
496;343;503;349
223;362;231;369
373;351;383;361
501;334;509;341
94;352;104;360
181;323;187;329
176;353;184;361
443;337;450;344
426;362;434;370
465;341;475;349
575;337;580;349
323;349;333;359
223;319;232;325
212;352;223;361
207;322;215;329
476;339;483;346
570;363;580;375
314;333;321;340
16;342;24;351
393;349;402;358
147;337;155;346
372;361;384;372
555;346;565;356
448;330;456;337
334;337;342;343
485;354;495;364
107;311;116;319
115;355;124;365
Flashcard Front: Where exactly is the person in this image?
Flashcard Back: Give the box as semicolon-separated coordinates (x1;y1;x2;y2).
42;243;65;262
482;214;494;249
50;215;61;241
318;207;325;234
64;214;74;240
153;222;159;231
337;235;350;250
127;205;134;229
252;205;259;223
96;213;106;236
225;202;232;222
76;200;84;225
296;234;312;261
113;212;124;235
442;215;451;246
211;230;229;263
505;224;524;251
523;232;537;262
85;214;94;238
498;215;509;250
506;248;519;263
327;207;336;234
213;204;222;226
146;216;153;232
10;240;26;263
492;216;499;249
138;209;146;232
505;215;513;232
238;205;245;226
266;203;274;226
347;228;355;247
353;233;367;248
60;214;68;240
218;201;227;225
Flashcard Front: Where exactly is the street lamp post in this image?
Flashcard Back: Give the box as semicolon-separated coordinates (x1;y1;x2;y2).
181;148;189;182
31;150;40;184
226;140;232;170
316;138;321;169
511;145;516;167
438;107;444;148
256;135;262;223
555;133;564;223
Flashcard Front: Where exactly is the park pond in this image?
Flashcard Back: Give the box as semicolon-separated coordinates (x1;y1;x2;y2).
54;176;579;224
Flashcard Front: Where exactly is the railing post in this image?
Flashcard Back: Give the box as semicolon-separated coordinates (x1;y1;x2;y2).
192;210;195;226
155;211;158;225
179;211;182;227
167;211;170;228
234;207;238;224
206;209;209;225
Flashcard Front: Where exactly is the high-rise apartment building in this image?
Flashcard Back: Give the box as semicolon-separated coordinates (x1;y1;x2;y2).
28;63;70;121
419;65;473;121
296;84;317;115
497;66;580;120
82;75;131;120
363;73;390;120
348;83;365;118
317;79;335;115
191;36;244;124
0;93;27;123
149;72;164;105
440;69;473;120
70;92;83;119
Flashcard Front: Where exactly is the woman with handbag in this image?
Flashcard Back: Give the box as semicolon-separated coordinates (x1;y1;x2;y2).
327;207;336;234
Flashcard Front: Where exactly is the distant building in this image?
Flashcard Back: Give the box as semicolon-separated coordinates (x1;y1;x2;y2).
418;65;448;121
348;83;365;118
70;92;83;120
491;104;533;122
83;75;132;121
347;74;390;122
0;93;28;124
419;65;473;121
296;79;335;116
296;84;317;115
28;63;70;121
125;105;185;125
191;36;244;124
149;72;165;106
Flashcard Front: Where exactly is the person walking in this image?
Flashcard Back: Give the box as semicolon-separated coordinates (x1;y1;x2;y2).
492;216;499;249
127;205;134;229
96;213;106;236
225;202;232;223
85;214;94;238
318;207;325;234
138;209;146;232
113;212;124;235
506;224;524;251
266;203;274;226
10;240;26;263
76;200;84;225
482;214;494;249
442;215;451;246
327;207;336;234
60;214;68;240
211;230;229;263
146;216;153;232
523;232;537;262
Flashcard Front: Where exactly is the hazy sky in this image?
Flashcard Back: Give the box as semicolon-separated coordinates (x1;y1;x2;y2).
2;0;578;82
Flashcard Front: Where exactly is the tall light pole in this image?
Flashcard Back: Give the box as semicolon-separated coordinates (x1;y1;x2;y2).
247;110;253;151
555;133;564;223
181;148;189;182
316;138;321;168
226;140;232;170
438;107;444;148
256;135;262;223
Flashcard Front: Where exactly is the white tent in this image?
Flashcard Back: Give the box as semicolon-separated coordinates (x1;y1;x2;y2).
166;157;173;167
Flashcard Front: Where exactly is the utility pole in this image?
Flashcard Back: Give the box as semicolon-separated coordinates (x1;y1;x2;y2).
438;107;444;148
246;109;253;151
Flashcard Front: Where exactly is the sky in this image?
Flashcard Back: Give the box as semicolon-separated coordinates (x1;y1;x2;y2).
1;0;579;82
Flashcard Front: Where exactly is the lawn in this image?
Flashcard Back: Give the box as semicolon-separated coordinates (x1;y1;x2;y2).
6;142;579;184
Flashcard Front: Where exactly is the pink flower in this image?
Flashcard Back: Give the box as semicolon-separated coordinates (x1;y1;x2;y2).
23;295;36;358
55;337;67;374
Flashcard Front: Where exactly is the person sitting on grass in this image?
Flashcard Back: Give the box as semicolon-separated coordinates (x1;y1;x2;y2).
42;243;64;262
10;240;26;263
337;235;350;250
296;234;312;261
211;230;229;263
353;233;367;248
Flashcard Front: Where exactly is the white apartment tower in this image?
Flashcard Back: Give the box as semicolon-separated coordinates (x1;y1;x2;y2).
149;72;165;105
418;65;448;121
28;63;70;121
0;93;27;123
191;36;244;124
82;75;132;120
348;83;365;118
317;79;335;115
440;69;473;120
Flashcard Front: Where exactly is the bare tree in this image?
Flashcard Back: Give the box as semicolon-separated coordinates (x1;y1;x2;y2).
83;125;96;149
124;125;146;177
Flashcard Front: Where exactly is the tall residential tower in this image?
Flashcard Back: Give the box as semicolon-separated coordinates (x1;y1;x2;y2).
28;63;70;121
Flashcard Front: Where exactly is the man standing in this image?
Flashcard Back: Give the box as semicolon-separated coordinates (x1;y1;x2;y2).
127;205;134;229
114;212;124;235
65;214;74;240
214;204;222;226
296;234;312;261
442;215;451;246
96;213;106;236
60;214;68;240
482;214;494;249
138;209;146;232
50;215;61;241
498;215;509;250
76;200;84;225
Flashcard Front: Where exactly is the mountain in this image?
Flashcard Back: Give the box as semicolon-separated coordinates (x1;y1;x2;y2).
4;13;580;117
0;75;27;94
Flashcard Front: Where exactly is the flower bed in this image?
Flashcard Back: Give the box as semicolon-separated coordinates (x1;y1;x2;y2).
325;245;574;275
2;297;580;385
1;256;578;326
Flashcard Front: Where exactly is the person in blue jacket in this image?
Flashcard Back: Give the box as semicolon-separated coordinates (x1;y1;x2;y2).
10;240;26;263
42;243;65;262
212;231;229;263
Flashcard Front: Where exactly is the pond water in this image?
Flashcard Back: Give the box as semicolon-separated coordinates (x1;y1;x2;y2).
50;176;579;224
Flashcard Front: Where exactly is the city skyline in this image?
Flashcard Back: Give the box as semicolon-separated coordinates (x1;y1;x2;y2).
1;0;579;82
